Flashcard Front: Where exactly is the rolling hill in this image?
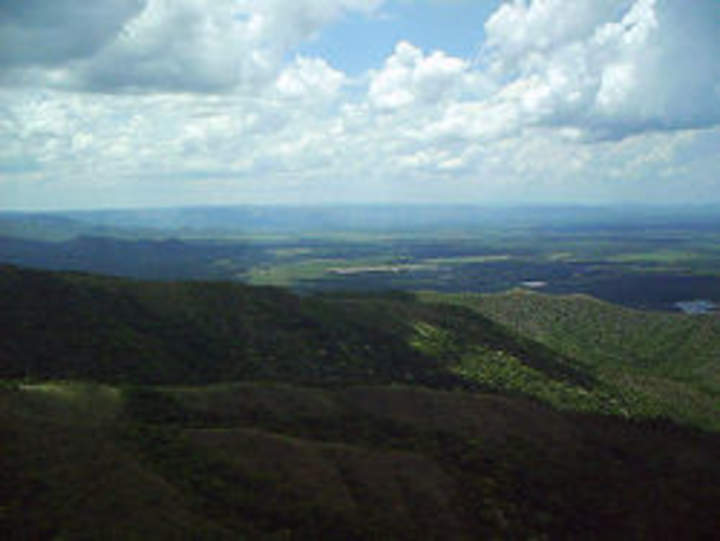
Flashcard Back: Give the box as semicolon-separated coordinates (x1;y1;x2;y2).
3;265;720;538
423;289;720;430
3;380;720;539
0;265;587;390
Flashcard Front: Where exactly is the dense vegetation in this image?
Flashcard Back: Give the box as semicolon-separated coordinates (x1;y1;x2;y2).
3;381;720;539
2;265;604;387
425;289;720;430
3;264;720;538
0;265;484;387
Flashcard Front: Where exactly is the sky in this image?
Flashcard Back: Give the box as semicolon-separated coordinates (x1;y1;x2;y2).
0;0;719;210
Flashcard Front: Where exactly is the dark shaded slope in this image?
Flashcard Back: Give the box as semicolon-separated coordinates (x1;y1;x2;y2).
0;265;449;386
0;383;233;540
3;382;720;540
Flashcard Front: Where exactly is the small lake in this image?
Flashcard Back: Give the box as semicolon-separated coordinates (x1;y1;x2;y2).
674;300;717;314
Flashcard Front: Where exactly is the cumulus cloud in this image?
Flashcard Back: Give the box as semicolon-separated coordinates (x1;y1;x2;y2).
368;41;473;110
1;0;720;209
482;0;632;76
275;57;347;101
79;0;273;92
0;0;383;93
480;0;720;139
365;0;720;148
252;0;383;53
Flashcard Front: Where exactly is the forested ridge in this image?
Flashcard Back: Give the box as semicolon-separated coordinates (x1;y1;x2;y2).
2;264;720;539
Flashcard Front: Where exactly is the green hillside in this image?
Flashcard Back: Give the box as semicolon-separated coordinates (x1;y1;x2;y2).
4;266;720;538
0;265;591;392
422;289;720;430
3;264;717;427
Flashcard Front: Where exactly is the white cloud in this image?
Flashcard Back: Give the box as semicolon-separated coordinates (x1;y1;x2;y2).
482;0;632;76
0;0;384;93
1;0;719;209
421;99;520;143
363;0;720;151
253;0;384;52
275;57;347;101
368;41;472;110
480;0;720;139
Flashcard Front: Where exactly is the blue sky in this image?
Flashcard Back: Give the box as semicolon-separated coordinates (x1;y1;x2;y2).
0;0;719;210
297;1;499;75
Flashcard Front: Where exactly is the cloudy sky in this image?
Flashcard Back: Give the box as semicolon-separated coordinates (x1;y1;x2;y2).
1;0;719;210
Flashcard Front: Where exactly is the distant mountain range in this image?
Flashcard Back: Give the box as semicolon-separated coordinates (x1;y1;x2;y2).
4;204;720;238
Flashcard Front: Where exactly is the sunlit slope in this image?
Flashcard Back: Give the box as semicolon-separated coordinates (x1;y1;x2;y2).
422;289;720;429
3;381;720;540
